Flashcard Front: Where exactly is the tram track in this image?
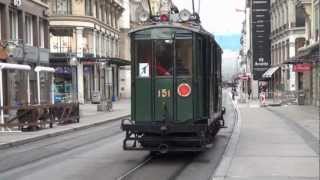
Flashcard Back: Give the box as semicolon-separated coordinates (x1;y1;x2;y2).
116;155;154;180
116;152;197;180
116;90;239;180
0;118;125;174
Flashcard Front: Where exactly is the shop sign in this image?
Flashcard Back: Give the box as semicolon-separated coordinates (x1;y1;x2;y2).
293;64;312;72
82;61;96;65
251;0;271;80
239;74;249;80
13;0;22;7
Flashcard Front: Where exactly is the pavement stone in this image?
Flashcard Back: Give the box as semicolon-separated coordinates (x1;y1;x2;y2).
0;99;131;149
267;105;319;140
214;99;319;180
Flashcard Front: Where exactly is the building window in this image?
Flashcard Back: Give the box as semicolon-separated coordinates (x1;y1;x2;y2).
50;28;74;53
314;5;319;41
9;10;18;40
96;32;100;56
53;0;72;15
107;8;110;25
25;14;33;46
101;6;105;22
295;5;305;27
39;19;45;48
110;38;113;57
85;0;92;16
95;1;99;19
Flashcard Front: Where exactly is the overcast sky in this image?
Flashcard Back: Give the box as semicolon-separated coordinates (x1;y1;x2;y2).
172;0;245;79
173;0;245;35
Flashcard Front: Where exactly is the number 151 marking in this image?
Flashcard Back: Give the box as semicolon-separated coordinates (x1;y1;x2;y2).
158;89;171;98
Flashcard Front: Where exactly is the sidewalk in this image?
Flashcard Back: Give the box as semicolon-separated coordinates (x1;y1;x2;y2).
214;100;319;180
0;99;131;149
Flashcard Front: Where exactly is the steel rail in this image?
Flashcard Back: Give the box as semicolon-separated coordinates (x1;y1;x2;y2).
0;118;126;173
116;155;154;180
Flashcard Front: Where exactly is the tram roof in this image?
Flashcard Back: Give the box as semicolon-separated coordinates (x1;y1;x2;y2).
129;23;222;51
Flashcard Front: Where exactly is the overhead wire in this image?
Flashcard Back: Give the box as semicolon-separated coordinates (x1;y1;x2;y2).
198;0;201;15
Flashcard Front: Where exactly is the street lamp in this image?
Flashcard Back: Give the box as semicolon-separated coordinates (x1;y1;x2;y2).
69;56;78;103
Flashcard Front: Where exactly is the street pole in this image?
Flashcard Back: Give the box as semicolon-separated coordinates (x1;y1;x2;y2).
27;72;30;104
37;71;41;104
0;68;4;132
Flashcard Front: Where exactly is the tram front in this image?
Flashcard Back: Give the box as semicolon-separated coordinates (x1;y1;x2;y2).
122;26;207;152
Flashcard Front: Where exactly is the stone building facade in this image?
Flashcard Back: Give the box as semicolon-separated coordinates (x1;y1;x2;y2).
270;0;309;93
295;0;319;106
48;0;128;104
0;0;50;107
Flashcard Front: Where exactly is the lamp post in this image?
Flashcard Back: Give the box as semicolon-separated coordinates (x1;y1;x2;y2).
69;56;78;103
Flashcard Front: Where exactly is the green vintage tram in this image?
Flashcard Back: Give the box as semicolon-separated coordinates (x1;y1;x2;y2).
121;10;224;153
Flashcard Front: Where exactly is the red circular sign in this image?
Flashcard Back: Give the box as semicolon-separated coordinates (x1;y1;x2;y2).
177;83;191;97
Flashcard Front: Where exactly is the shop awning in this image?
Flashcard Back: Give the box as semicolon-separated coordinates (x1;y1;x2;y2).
262;66;280;78
0;63;31;71
284;42;319;64
109;58;131;66
35;66;55;72
298;42;319;58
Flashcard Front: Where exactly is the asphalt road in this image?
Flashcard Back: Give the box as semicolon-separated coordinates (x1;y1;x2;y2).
0;90;236;180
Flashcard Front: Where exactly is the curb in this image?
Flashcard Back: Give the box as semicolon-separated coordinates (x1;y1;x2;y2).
0;114;130;150
213;94;242;179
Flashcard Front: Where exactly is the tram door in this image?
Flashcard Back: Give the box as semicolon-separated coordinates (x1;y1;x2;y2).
134;38;193;123
154;40;174;122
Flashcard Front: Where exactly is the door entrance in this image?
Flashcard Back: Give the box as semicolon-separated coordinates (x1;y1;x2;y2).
154;40;174;122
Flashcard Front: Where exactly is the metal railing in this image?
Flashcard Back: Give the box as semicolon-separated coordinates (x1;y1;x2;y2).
261;90;307;105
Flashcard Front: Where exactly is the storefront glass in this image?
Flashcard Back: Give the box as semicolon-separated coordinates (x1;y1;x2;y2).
54;66;73;103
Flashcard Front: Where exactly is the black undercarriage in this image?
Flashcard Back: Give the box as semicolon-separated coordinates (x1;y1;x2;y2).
121;118;224;153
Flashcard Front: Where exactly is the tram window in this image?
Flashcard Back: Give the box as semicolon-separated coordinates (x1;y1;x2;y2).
136;40;152;78
156;40;173;76
176;39;192;76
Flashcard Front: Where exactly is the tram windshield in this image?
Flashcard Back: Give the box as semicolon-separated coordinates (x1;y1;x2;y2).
176;39;192;76
135;37;193;77
156;40;173;76
136;40;152;78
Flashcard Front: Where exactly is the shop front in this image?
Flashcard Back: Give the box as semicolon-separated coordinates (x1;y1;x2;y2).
289;42;319;106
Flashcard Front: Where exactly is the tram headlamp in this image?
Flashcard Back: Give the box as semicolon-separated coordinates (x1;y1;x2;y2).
138;10;149;22
179;9;191;22
149;0;161;16
159;0;171;15
164;39;173;44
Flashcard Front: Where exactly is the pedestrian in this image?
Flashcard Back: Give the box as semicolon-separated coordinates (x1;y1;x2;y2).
232;87;236;100
248;88;252;100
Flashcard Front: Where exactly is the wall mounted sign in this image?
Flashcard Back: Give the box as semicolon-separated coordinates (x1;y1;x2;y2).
293;64;312;72
251;0;271;80
139;63;149;77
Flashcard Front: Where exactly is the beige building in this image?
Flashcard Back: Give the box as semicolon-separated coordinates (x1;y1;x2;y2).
296;0;319;106
270;0;310;93
48;0;129;104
